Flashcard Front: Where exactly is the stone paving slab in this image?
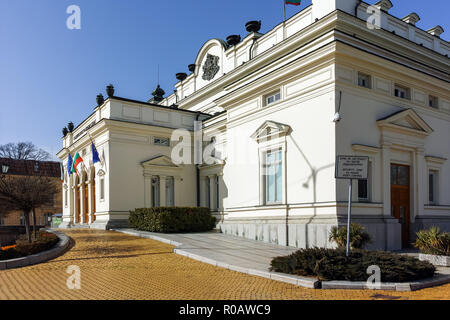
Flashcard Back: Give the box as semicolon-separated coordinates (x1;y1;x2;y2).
114;229;450;292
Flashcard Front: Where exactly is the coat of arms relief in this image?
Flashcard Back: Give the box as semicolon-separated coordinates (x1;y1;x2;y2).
202;54;220;81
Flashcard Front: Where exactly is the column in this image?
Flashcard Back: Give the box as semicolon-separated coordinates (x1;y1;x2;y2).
72;186;78;224
144;174;152;208
381;144;391;216
174;177;181;207
209;175;216;211
88;181;93;224
160;176;166;207
80;182;85;224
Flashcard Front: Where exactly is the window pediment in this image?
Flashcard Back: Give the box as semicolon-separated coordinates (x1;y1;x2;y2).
251;121;292;142
377;109;433;137
141;155;180;168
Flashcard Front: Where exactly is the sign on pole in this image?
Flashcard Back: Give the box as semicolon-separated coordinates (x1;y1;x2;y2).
336;156;369;180
335;156;369;256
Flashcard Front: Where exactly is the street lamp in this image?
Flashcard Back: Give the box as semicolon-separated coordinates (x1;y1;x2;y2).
1;164;9;174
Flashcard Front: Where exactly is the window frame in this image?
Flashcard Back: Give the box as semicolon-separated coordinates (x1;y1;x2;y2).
153;137;170;147
264;91;281;107
357;72;372;89
429;170;439;205
429;95;439;109
264;149;283;205
358;161;372;202
394;84;411;100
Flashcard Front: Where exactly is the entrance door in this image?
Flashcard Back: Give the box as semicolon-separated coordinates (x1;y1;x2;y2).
84;183;89;224
76;186;81;223
391;164;411;248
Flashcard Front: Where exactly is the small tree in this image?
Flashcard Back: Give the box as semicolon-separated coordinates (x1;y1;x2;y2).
0;175;57;243
0;142;50;161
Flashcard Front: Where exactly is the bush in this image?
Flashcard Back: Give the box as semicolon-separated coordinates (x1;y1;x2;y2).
329;223;372;249
0;231;59;261
270;248;435;282
129;207;216;233
415;227;450;256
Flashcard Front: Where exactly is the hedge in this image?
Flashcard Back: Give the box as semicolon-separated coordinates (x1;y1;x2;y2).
0;231;59;261
270;248;436;282
129;207;217;233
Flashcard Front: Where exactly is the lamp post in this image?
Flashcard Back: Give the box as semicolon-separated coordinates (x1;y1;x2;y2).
1;164;9;174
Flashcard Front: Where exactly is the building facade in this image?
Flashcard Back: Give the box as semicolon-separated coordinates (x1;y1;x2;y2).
0;158;62;226
58;0;450;251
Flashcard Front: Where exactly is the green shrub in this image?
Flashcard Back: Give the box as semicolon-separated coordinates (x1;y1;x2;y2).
270;248;435;282
0;231;59;261
329;223;372;249
129;207;216;233
415;227;450;256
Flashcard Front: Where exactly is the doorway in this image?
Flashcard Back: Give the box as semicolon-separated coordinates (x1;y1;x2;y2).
76;186;81;223
84;183;89;224
390;164;411;248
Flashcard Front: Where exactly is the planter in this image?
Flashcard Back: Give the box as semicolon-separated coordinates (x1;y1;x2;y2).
226;34;241;46
176;72;187;81
188;64;196;73
96;94;105;106
106;84;115;97
419;253;450;267
245;20;261;33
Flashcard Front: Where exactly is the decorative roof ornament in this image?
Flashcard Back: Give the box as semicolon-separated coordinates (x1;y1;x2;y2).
202;54;220;81
151;85;165;102
402;13;420;26
427;26;444;37
374;0;393;12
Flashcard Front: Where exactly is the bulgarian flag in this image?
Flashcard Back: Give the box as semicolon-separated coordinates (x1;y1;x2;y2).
71;152;84;174
285;0;301;5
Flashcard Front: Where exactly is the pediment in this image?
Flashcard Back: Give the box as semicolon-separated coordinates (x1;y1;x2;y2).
141;155;179;168
377;109;433;136
251;120;292;141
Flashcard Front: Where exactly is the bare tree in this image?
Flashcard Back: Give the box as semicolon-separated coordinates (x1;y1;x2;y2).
0;142;50;161
0;174;57;243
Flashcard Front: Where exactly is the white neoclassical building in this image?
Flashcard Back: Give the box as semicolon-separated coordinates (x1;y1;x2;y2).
58;0;450;251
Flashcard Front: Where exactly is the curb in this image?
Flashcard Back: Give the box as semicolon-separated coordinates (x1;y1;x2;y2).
0;230;71;270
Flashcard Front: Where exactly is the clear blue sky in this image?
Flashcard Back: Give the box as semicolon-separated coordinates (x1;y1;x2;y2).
0;0;448;160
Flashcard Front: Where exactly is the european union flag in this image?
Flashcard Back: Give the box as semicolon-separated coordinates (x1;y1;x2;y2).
67;153;73;175
92;142;101;164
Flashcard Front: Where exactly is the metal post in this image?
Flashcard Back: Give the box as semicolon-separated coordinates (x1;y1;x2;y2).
346;179;353;257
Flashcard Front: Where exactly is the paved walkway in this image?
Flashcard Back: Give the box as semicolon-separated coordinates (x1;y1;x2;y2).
1;229;449;300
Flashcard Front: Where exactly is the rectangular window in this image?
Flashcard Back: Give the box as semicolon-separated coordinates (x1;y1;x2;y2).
20;213;25;226
165;176;174;207
358;162;372;202
394;84;410;100
264;91;281;106
100;178;105;200
154;137;170;147
358;72;372;89
265;150;283;204
151;176;160;207
429;171;438;205
429;95;438;109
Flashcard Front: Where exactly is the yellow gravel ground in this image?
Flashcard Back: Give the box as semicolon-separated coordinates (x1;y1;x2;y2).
0;229;449;300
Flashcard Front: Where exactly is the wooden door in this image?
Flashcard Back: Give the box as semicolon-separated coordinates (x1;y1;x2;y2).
76;186;81;223
84;183;89;224
391;164;411;248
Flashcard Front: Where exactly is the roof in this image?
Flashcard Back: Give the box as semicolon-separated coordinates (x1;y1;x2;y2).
0;158;61;178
